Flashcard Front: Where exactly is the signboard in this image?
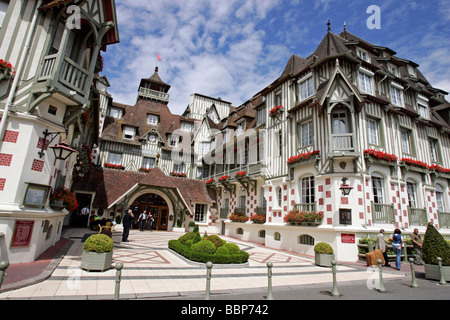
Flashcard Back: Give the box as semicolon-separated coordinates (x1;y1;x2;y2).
11;221;35;248
341;233;355;244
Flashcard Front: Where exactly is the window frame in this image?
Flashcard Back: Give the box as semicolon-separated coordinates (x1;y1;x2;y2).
194;203;207;223
298;74;314;102
358;69;374;95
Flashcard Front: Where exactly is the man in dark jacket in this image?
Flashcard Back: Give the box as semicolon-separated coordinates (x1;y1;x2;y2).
122;210;134;242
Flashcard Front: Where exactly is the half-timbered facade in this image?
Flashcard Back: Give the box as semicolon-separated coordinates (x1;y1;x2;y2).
0;0;119;263
200;26;450;262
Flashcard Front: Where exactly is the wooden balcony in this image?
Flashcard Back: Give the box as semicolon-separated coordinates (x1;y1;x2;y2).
294;203;316;212
408;207;428;226
139;87;170;102
371;202;395;224
38;54;91;104
331;133;354;151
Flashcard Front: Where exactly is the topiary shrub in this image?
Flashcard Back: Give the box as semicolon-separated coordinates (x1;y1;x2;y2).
192;239;217;254
179;231;201;245
83;234;113;253
206;235;226;249
224;243;241;254
314;242;334;255
215;246;229;255
423;223;450;266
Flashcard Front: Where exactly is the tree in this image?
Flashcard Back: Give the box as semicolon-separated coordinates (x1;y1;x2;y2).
422;223;450;266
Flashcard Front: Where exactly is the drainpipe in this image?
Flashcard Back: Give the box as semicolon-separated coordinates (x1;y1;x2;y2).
0;0;43;146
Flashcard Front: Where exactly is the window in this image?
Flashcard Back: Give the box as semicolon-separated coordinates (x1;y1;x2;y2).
147;114;158;125
372;175;384;204
388;64;398;77
299;75;314;101
277;131;282;157
418;95;429;119
108;152;122;165
239;195;246;209
257;106;266;126
275;91;282;106
123;126;135;140
429;138;439;163
332;110;350;134
169;135;178;147
198;142;210;155
48;105;57;115
194;204;207;222
298;121;313;147
357;49;370;62
142;157;155;169
277;187;282;208
274;232;281;241
208;109;219;123
182;122;193;132
298;234;315;246
358;70;374;95
407;65;416;77
173;162;185;173
436;185;445;212
108;107;123;119
301;176;315;204
401;130;412;155
407;180;417;208
390;85;404;107
367;118;380;145
236;121;245;136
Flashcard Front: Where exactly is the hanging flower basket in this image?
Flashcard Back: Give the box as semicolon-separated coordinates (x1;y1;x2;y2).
50;187;78;211
206;178;215;184
0;59;15;81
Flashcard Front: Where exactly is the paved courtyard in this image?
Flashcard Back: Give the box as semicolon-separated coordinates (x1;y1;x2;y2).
0;226;407;299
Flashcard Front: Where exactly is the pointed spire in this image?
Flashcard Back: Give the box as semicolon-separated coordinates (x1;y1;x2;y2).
327;20;331;32
343;21;347;32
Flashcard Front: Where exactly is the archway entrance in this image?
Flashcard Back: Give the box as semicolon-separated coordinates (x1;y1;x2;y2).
131;193;169;231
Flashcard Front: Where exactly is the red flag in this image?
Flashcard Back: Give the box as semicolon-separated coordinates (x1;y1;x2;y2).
157;53;161;62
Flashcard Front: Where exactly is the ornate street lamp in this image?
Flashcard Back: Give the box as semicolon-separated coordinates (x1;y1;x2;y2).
339;177;353;196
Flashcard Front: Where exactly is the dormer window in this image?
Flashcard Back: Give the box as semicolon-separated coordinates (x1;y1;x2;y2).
123;126;136;140
108;107;123;119
298;74;314;102
147;114;158;125
358;68;374;95
169;134;178;147
357;49;370;63
417;95;429;119
390;83;404;107
208;108;219;124
407;65;416;77
236;121;245;136
181;122;193;132
388;64;398;77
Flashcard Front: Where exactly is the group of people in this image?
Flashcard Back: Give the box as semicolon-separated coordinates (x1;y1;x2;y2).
376;228;424;270
121;209;155;242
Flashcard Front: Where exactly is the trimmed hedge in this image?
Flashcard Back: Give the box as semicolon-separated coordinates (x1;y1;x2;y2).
83;234;114;253
423;223;450;266
168;233;249;264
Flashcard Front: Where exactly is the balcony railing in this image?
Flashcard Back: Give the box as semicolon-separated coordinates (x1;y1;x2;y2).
331;133;354;152
371;202;395;224
139;87;170;102
234;207;246;215
39;54;90;96
438;211;450;228
219;208;229;219
408;207;428;226
294;203;316;212
256;207;267;215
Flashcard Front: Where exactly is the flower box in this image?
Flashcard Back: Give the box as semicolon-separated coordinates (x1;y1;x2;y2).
363;149;398;163
284;210;323;226
228;213;249;223
81;251;113;272
287;150;320;165
206;178;215;184
400;158;430;170
235;171;247;179
250;214;266;224
269;105;284;117
219;175;231;182
104;163;124;170
50;187;78;211
170;172;187;178
139;167;152;173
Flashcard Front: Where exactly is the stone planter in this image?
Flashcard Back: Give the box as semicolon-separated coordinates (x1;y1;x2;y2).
315;253;335;267
81;250;113;272
424;263;450;281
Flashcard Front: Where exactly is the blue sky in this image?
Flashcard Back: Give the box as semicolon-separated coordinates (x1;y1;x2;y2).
102;0;450;114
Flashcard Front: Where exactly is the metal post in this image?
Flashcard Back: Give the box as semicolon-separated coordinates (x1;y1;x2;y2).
205;261;213;300
437;257;447;286
377;259;387;293
114;262;123;300
331;260;340;297
0;260;9;289
266;261;274;300
408;258;418;288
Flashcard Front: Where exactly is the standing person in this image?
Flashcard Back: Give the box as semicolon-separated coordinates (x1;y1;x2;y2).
122;209;134;242
389;228;403;270
410;228;424;265
138;210;148;231
80;205;90;227
147;213;154;231
375;229;390;267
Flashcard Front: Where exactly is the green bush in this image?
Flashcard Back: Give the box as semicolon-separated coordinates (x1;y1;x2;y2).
423;223;450;266
224;243;241;254
192;239;217;254
206;235;226;249
168;239;249;264
314;242;334;254
215;246;229;255
179;231;201;245
83;234;113;253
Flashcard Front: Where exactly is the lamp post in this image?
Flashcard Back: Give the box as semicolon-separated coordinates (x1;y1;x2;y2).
38;129;76;160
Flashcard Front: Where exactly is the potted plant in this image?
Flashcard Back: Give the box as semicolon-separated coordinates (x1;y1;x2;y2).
81;234;114;272
188;221;196;232
314;242;335;267
422;223;450;281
